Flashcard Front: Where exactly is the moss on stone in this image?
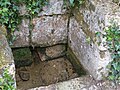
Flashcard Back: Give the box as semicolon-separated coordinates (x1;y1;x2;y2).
13;48;31;60
67;46;87;76
13;48;33;67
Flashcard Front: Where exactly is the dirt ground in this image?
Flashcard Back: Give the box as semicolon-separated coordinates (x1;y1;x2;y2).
16;57;78;90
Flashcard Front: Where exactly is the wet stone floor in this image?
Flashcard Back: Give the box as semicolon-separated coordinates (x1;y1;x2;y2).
16;57;78;90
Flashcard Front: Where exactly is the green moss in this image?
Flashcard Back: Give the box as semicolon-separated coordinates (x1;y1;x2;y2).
13;48;31;60
13;48;33;67
67;46;87;76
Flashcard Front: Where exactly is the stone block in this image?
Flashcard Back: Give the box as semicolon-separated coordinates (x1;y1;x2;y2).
38;0;67;16
69;0;120;80
29;75;117;90
19;0;67;16
0;33;16;88
0;34;14;66
32;15;68;47
46;45;66;58
13;48;33;68
11;19;30;48
68;17;111;80
36;45;66;61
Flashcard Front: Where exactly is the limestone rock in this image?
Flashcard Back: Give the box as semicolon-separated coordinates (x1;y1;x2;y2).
68;17;111;80
68;0;120;80
32;15;68;47
29;75;117;90
38;0;67;16
0;33;16;88
36;45;66;61
11;19;30;48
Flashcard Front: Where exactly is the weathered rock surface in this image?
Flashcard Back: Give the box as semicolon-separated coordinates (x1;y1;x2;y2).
35;45;66;61
0;33;16;88
11;0;68;48
46;45;66;58
11;19;30;48
29;75;119;90
68;0;120;80
13;48;33;68
31;15;68;47
16;57;78;90
19;0;67;16
38;0;67;16
69;17;111;81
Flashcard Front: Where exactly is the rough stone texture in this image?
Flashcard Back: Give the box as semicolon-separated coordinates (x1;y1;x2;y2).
69;18;111;80
32;15;68;47
13;48;33;68
36;45;66;61
68;0;120;80
16;57;78;90
29;75;119;90
0;33;16;88
11;19;30;48
46;45;66;58
9;0;68;48
19;0;67;16
19;4;28;15
38;0;67;16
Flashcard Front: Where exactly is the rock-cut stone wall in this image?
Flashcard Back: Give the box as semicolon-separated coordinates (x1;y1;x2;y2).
0;32;16;88
68;0;120;80
11;0;68;48
1;0;119;84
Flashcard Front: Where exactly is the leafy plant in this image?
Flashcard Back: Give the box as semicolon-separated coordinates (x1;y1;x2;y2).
0;0;20;44
68;0;84;7
0;68;15;90
0;0;48;45
105;22;120;83
64;0;84;9
12;0;48;17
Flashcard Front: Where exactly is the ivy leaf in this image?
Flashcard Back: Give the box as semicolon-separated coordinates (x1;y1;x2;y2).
69;0;74;6
95;32;101;37
108;75;115;80
2;8;8;12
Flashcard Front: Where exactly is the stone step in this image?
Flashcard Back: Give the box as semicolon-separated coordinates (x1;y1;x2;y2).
28;75;119;90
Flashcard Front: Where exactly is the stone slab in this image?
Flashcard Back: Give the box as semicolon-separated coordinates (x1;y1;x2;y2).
69;0;120;80
0;33;16;88
31;15;68;47
68;17;111;80
11;19;30;48
38;0;67;16
29;75;118;90
36;44;66;61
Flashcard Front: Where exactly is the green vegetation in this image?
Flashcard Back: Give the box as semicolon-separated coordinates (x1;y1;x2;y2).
0;0;84;45
63;0;85;9
13;48;33;67
0;68;15;90
112;0;119;4
105;21;120;83
68;0;84;7
0;0;48;45
96;21;120;83
0;0;20;44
